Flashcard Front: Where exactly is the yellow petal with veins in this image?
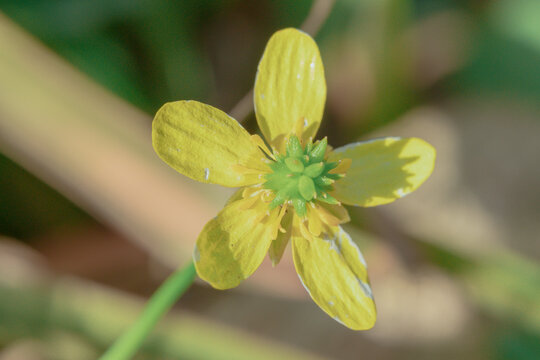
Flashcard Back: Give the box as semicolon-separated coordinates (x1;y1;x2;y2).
153;100;268;187
292;226;376;330
254;28;326;151
328;137;436;207
194;194;279;289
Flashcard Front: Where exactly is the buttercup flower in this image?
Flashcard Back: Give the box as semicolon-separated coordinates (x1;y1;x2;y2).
152;28;435;330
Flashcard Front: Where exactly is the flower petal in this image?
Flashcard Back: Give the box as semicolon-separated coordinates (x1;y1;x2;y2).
153;100;268;187
328;137;436;207
254;28;326;150
292;225;376;330
194;194;279;289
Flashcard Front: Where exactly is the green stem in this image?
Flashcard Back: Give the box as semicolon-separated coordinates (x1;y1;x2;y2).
100;260;196;360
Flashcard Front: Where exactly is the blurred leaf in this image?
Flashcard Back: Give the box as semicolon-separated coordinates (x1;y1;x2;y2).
0;0;154;110
369;0;416;123
448;32;540;102
490;0;540;53
416;239;473;274
0;0;227;112
493;327;540;360
0;0;148;38
315;0;365;43
412;0;459;19
465;252;540;335
268;0;312;30
446;0;540;103
53;34;154;112
0;154;90;239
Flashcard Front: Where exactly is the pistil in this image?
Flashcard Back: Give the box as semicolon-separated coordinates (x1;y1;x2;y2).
263;135;347;217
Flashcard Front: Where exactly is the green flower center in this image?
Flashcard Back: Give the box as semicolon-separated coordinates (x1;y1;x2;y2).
263;135;343;217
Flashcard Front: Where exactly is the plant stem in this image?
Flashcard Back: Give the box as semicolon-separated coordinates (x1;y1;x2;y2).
300;0;336;36
100;260;196;360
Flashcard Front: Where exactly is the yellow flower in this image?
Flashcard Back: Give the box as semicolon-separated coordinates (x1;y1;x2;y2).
152;28;435;330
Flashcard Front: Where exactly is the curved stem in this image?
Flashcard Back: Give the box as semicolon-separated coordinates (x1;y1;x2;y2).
300;0;336;36
100;260;196;360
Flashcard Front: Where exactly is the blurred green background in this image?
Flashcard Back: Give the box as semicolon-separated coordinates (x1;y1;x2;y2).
1;0;539;359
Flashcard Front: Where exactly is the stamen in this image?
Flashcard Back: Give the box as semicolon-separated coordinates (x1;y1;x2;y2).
242;187;259;198
277;205;289;234
277;203;288;221
298;219;314;241
269;204;289;239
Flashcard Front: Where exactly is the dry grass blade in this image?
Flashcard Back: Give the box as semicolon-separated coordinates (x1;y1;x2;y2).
0;12;220;268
